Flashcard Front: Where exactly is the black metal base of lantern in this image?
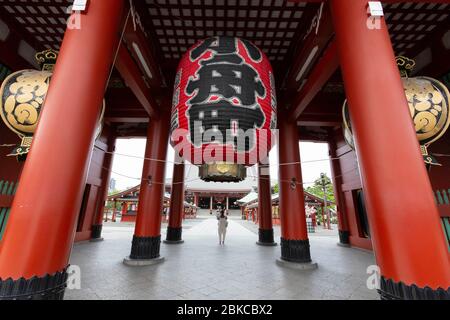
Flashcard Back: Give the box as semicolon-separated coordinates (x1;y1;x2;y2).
378;276;450;300
0;267;68;300
90;224;103;241
129;235;161;260
256;228;277;246
280;238;312;263
164;227;183;244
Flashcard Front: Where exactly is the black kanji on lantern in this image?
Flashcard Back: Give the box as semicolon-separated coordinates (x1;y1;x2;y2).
187;61;265;106
186;37;266;152
190;37;262;62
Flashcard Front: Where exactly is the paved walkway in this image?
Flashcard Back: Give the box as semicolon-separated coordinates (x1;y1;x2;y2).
65;218;378;300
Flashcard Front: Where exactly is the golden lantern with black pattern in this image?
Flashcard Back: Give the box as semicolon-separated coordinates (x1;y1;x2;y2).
0;49;105;160
343;56;450;166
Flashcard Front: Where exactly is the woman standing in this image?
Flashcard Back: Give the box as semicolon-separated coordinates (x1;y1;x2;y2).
217;209;228;245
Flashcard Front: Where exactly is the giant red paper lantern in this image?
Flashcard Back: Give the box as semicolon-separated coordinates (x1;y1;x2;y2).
170;37;277;182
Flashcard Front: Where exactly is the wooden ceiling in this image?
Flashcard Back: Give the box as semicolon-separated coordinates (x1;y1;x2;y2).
144;0;309;63
1;1;448;74
384;2;449;57
0;0;449;130
1;0;69;51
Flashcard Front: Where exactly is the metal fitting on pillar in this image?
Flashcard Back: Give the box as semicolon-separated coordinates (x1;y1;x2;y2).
0;267;69;300
337;230;350;247
256;228;277;246
123;235;165;266
276;238;318;271
90;224;104;242
378;277;450;300
164;227;184;244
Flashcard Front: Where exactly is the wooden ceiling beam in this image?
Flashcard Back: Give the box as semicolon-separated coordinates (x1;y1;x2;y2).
122;13;165;89
288;41;339;121
114;45;160;118
284;2;334;91
0;9;41;70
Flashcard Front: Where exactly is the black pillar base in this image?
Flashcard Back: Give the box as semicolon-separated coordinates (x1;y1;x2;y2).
90;224;103;241
280;238;312;263
165;226;182;242
337;230;350;247
378;276;450;300
0;267;68;300
257;228;277;246
129;235;161;260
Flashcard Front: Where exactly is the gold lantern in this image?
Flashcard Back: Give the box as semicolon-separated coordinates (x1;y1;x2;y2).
343;56;450;166
0;49;105;160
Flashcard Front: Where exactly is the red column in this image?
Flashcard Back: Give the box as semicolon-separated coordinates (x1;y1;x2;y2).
91;132;117;241
0;0;124;299
194;194;199;206
124;111;170;265
0;0;125;300
277;113;317;268
111;202;118;222
328;135;350;246
111;200;118;222
165;160;185;244
257;161;276;246
331;0;450;300
121;202;128;215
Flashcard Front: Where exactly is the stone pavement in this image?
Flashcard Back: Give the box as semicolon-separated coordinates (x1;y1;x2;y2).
65;217;378;300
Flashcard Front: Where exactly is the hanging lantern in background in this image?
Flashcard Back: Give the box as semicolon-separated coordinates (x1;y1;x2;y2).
0;49;105;161
170;36;277;182
343;56;450;166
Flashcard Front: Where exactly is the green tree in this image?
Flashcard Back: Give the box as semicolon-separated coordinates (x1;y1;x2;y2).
306;173;334;202
305;173;335;216
272;183;279;194
108;189;120;196
105;188;121;210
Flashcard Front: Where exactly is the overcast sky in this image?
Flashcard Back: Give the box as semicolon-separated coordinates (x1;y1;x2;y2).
110;138;332;191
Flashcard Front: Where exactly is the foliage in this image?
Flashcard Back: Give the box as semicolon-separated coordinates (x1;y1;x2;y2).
305;173;335;209
108;189;120;196
272;183;279;194
105;189;121;210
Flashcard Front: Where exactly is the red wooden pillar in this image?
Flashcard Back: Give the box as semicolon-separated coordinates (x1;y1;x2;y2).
0;0;125;300
124;111;170;265
257;161;276;246
328;135;350;246
331;0;450;300
194;194;199;207
113;200;118;221
277;113;317;269
164;160;185;244
121;202;128;214
91;132;117;241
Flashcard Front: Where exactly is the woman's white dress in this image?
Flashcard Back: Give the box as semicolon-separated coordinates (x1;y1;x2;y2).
218;217;228;242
